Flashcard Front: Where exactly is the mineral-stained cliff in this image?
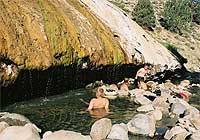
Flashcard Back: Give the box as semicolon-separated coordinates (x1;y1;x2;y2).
0;0;179;85
0;0;127;69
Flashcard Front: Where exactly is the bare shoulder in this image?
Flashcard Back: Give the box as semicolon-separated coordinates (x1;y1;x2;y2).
90;98;96;102
140;68;145;71
104;98;109;103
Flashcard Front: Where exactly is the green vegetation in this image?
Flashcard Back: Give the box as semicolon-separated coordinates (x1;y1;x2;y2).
132;0;156;29
160;0;192;34
162;42;177;52
67;0;127;64
193;1;200;24
162;42;187;64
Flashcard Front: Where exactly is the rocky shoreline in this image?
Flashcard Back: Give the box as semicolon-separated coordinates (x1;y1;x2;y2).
0;79;200;140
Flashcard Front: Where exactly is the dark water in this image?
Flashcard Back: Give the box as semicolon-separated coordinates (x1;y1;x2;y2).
2;88;165;140
3;89;137;134
1;64;140;107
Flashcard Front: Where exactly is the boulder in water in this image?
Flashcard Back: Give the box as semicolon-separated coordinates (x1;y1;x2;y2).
0;112;32;129
90;118;112;140
107;123;129;140
134;95;152;105
0;123;41;140
127;113;155;137
42;130;91;140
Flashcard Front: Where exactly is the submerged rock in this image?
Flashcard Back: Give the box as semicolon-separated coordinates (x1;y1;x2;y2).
90;118;112;140
42;130;91;140
107;123;129;140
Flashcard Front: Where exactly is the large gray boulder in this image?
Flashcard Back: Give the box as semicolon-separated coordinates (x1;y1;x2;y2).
42;130;91;140
90;118;112;140
0;123;41;140
127;114;155;137
107;123;129;140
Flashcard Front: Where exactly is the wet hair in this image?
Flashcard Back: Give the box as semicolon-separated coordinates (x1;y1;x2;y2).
96;87;105;97
124;78;129;83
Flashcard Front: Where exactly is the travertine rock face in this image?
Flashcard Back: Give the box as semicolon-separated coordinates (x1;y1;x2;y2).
0;0;179;84
0;0;127;70
81;0;179;67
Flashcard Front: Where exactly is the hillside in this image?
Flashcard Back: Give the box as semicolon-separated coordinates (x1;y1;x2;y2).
110;0;200;71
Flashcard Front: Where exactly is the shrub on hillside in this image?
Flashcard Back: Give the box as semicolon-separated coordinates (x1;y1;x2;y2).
132;0;156;30
193;1;200;24
160;0;192;34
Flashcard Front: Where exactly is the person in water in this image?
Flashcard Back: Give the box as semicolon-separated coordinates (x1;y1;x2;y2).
135;64;149;90
87;87;110;113
120;78;129;91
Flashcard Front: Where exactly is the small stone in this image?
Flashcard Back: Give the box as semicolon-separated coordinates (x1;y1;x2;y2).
137;104;154;112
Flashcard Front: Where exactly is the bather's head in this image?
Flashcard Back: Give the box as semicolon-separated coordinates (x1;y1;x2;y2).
124;78;129;85
96;87;105;98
